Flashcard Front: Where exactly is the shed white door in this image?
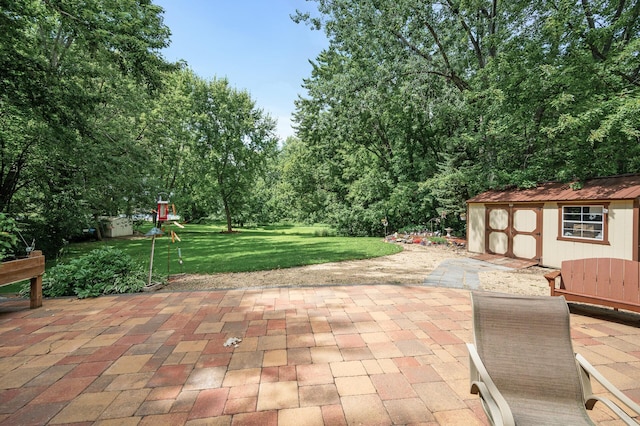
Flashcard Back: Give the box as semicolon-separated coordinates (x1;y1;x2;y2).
485;204;542;262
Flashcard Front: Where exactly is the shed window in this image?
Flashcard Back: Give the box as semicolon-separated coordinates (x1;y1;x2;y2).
561;205;604;241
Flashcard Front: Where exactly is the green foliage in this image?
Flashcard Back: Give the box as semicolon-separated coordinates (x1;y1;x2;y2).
397;225;428;234
313;227;337;237
26;247;147;299
428;237;448;245
287;0;640;236
4;0;639;246
144;69;280;229
1;0;173;256
187;76;279;232
265;137;330;224
329;205;383;237
0;213;19;261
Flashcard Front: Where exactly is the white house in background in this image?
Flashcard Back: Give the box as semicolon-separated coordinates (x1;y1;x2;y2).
466;174;640;269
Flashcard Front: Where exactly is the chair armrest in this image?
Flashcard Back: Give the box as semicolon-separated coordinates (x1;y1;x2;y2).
467;343;515;426
544;270;561;286
576;353;640;425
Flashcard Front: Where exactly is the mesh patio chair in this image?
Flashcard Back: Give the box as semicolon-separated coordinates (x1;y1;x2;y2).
467;292;640;426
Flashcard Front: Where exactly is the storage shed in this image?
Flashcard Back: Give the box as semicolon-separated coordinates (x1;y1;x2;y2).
102;216;133;238
466;174;640;269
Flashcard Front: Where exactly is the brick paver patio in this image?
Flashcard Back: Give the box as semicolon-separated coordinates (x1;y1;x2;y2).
1;285;639;425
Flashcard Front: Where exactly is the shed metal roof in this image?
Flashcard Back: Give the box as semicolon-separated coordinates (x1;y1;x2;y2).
467;174;640;204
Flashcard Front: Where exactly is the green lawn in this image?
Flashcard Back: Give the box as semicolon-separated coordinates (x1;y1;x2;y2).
57;223;400;278
0;282;23;293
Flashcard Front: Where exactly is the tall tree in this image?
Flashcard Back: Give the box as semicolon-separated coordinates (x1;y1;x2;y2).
189;77;278;232
140;66;205;220
0;0;172;255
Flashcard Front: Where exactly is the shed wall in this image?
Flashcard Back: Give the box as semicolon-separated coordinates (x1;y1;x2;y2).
541;200;634;268
467;204;485;254
104;217;133;238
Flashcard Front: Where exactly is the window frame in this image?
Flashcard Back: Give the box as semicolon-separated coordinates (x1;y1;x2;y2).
557;202;610;245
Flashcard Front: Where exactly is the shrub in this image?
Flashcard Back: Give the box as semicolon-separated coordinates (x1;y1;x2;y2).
0;213;19;261
428;236;448;245
398;224;428;234
313;228;336;237
22;247;148;299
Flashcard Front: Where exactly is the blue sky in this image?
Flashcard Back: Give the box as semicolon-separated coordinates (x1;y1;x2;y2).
154;1;327;141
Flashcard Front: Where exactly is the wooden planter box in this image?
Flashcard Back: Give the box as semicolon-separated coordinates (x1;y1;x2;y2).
0;250;45;308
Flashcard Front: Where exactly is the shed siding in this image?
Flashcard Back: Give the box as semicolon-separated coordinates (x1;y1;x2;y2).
104;217;133;238
541;200;634;268
467;203;485;254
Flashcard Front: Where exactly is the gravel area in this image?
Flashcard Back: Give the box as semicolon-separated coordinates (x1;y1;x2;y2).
163;242;551;295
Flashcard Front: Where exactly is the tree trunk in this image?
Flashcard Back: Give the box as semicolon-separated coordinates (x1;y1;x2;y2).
223;197;233;233
0;170;20;212
93;215;103;241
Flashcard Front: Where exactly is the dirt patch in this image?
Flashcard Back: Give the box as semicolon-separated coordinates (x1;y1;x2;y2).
164;243;552;296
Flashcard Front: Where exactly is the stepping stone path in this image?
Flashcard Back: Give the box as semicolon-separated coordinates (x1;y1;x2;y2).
425;258;513;290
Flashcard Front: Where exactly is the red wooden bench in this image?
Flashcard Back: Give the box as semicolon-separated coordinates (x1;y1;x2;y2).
545;258;640;314
0;250;45;308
